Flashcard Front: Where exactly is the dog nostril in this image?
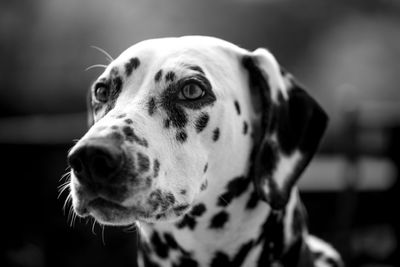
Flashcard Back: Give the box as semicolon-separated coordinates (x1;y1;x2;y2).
91;154;118;179
68;139;124;184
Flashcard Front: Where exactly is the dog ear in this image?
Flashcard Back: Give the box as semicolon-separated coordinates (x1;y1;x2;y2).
242;48;328;210
86;87;94;128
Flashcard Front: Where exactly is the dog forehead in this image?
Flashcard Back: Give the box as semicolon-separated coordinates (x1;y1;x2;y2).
107;36;244;72
123;36;243;56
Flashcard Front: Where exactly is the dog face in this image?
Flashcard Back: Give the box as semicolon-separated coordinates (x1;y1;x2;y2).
67;36;327;226
68;37;255;225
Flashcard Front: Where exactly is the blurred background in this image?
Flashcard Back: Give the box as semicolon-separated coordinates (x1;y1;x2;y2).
1;0;399;266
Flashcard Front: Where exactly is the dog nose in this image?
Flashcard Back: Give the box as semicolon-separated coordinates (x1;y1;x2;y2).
68;138;124;184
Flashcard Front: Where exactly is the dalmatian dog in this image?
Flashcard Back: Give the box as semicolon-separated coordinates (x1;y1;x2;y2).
67;36;343;267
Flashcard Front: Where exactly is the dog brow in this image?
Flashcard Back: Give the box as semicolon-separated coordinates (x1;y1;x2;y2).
185;65;205;74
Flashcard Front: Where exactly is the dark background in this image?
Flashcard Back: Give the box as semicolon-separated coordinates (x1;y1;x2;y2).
1;0;400;266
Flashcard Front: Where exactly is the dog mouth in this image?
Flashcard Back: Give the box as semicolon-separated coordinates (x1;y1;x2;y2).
79;197;142;225
89;197;127;212
71;180;189;225
73;193;190;225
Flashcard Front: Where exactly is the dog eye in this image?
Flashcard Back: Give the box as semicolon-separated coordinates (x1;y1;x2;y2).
94;83;110;103
179;83;205;100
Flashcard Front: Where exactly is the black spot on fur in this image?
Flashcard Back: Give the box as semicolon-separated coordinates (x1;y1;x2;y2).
173;204;189;214
124;118;133;124
149;189;162;211
103;68;124;113
108;131;124;142
187;65;205;74
163;233;191;259
122;126;148;147
160;84;188;128
165;71;176;82
243;121;248;135
211;252;230;267
164;233;178;249
246;190;260;210
111;78;123;101
173;256;198;267
256;211;285;266
125;57;140;76
234;100;241;115
112;76;123;95
146;177;152;187
155;213;166;220
190;203;206;217
111;125;118;130
176;131;187;143
209;211;229;229
160;195;172;212
200;180;208;191
166;192;176;205
149;191;176;213
211;241;254;266
212;128;220;142
153;159;160;178
123;126;134;139
155;69;163;82
150;232;169;258
180;189;187;195
195;113;209;133
164;119;171;129
176;214;196;230
137;152;150;173
203;163;208;173
241;55;273;137
148;97;156;116
117;113;126;118
232;240;254;266
217;176;251;207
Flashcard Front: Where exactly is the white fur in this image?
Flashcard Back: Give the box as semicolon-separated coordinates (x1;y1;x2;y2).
68;36;341;267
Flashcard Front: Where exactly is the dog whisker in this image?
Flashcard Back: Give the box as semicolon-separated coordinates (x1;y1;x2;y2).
62;193;72;215
67;205;74;227
123;224;138;234
58;180;70;189
85;64;108;71
90;45;114;63
59;171;71;182
101;225;106;245
91;218;97;236
218;196;229;206
57;183;70;199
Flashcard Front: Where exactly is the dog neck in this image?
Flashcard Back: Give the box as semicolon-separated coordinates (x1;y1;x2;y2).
137;183;307;267
137;120;308;266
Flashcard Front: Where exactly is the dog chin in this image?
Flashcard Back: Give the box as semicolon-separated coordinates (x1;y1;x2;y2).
89;210;136;226
72;197;138;226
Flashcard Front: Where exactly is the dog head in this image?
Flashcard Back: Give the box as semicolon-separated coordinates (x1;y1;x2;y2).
67;36;327;226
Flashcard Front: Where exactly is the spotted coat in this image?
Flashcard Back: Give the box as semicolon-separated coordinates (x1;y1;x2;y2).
67;36;343;267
